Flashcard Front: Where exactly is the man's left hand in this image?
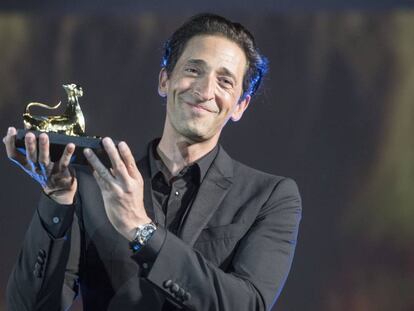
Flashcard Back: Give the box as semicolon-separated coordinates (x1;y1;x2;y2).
84;137;151;241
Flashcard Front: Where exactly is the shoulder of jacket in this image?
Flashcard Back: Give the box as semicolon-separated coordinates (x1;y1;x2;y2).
231;159;288;184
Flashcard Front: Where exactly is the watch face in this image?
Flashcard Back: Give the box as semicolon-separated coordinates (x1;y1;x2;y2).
137;223;156;245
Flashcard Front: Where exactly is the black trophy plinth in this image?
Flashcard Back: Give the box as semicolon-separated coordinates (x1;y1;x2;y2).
16;129;114;167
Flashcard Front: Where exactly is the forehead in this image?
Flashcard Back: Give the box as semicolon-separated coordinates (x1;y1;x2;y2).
176;35;247;78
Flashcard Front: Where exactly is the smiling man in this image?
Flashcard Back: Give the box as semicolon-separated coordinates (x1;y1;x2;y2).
4;13;302;311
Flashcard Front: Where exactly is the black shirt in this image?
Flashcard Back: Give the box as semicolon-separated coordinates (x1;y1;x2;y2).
132;139;218;263
149;140;218;235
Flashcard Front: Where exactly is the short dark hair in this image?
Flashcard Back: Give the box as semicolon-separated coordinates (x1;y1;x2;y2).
161;13;268;99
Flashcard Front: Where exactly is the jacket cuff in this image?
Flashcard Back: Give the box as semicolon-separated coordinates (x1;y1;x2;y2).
37;192;75;239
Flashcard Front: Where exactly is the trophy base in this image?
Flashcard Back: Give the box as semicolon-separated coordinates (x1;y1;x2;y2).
15;129;114;167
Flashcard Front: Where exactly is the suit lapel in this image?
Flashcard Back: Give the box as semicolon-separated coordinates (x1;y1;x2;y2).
179;146;234;246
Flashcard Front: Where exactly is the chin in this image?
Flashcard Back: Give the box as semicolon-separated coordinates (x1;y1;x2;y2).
184;132;208;143
180;127;214;143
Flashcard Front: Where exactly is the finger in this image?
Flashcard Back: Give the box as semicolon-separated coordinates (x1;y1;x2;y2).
84;148;115;184
3;127;25;161
58;143;76;171
118;141;140;179
24;131;37;167
3;127;45;185
38;133;51;167
102;137;128;179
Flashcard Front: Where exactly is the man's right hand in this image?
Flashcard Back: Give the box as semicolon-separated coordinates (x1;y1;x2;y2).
2;127;77;205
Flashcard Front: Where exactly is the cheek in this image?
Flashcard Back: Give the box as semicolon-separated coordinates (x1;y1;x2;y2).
171;76;194;92
217;85;242;103
217;94;240;115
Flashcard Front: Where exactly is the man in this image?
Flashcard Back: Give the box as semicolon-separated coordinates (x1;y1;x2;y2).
3;13;301;311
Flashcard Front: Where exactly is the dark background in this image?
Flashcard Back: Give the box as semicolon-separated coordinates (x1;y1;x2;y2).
1;2;414;310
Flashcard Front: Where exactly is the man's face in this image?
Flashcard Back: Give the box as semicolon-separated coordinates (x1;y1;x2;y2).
158;35;251;143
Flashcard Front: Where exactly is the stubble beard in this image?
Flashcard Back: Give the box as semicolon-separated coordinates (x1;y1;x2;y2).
171;110;219;143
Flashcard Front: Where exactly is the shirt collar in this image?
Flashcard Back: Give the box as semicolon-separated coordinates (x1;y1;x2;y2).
148;138;218;184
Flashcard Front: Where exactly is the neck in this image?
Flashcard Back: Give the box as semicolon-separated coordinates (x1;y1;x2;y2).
157;121;219;176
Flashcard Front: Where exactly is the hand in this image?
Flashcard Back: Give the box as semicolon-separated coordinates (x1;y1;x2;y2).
84;137;151;241
2;127;77;205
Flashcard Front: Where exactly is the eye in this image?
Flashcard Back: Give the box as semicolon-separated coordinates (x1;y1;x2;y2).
219;77;234;88
184;67;199;75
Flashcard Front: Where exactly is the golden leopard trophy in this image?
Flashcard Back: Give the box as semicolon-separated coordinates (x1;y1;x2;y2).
23;83;86;136
16;83;114;166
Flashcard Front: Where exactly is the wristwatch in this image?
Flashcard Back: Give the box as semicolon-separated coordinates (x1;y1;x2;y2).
129;222;157;253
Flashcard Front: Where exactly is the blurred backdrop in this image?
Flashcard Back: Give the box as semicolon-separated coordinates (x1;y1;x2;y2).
0;2;414;310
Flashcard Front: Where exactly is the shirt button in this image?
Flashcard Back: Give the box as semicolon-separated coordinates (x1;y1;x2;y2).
142;262;149;269
52;217;60;224
174;191;179;196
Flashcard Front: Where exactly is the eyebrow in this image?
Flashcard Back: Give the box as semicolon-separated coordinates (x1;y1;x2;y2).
185;59;239;84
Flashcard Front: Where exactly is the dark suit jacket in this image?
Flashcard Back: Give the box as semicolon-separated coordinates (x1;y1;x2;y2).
7;144;302;311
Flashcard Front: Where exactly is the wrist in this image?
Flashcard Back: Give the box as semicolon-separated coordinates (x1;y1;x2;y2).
135;216;152;228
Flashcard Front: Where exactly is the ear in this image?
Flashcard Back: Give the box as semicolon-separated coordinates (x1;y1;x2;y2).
231;95;251;122
158;68;169;97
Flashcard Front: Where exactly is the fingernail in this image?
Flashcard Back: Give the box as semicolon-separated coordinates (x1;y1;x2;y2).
103;137;112;146
7;127;13;134
84;148;91;156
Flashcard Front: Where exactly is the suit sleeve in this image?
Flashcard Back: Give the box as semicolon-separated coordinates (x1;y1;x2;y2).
133;177;302;311
6;193;81;311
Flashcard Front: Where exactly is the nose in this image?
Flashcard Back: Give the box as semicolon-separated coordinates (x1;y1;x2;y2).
193;74;215;102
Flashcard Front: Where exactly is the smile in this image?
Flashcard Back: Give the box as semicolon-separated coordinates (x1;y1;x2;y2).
185;102;217;113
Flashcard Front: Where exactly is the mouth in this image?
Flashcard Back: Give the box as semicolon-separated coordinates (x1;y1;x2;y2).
185;102;218;113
